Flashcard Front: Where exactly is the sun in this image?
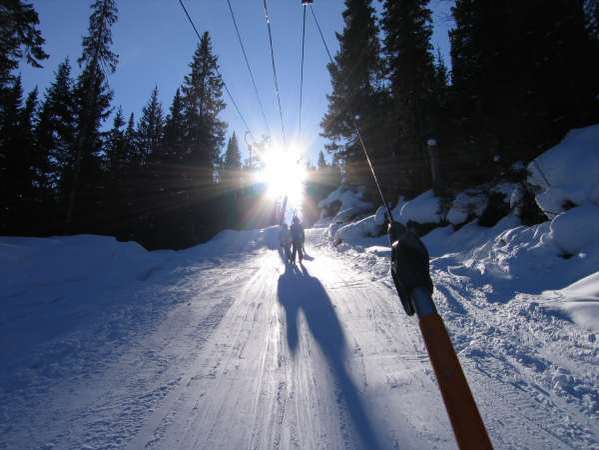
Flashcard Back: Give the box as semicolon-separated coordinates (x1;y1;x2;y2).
255;143;307;207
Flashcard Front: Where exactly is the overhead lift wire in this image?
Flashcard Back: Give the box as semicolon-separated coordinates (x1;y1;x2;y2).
225;0;272;138
261;0;287;145
177;0;257;142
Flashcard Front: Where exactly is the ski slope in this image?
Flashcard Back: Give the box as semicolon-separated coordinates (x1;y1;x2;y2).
2;228;597;449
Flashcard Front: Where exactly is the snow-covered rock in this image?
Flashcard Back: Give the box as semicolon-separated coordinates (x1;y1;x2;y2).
393;190;443;225
318;185;372;212
528;124;599;216
334;214;384;244
318;185;373;225
446;190;488;225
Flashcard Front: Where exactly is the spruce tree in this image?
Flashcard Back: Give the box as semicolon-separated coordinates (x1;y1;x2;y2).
317;150;327;169
106;107;126;176
0;81;38;232
321;0;385;187
222;132;241;171
163;88;185;163
381;0;439;195
137;86;164;165
0;0;48;90
66;0;118;228
181;32;226;178
179;32;227;243
35;59;76;198
450;0;596;175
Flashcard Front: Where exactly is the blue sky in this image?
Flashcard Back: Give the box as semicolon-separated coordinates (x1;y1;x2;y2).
20;0;454;165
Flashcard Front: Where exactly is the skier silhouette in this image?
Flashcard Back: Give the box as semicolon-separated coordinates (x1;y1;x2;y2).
290;216;305;264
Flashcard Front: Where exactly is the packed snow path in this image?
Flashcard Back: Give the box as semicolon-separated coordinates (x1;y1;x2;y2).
1;230;597;449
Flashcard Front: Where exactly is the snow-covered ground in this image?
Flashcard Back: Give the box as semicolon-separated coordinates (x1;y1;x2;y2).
1;224;598;449
1;125;598;449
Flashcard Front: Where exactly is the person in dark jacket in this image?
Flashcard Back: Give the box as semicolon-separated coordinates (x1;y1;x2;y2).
290;216;305;263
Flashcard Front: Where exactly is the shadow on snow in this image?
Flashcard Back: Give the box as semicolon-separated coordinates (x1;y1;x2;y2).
277;263;383;450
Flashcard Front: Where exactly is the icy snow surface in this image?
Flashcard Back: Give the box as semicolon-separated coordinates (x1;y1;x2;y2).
2;218;597;449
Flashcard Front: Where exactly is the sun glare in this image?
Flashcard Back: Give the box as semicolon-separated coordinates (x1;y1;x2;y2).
255;144;307;209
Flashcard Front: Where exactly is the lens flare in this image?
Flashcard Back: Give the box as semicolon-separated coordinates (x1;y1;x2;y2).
255;143;306;216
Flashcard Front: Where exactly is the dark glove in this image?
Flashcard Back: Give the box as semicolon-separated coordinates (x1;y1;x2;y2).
388;222;434;316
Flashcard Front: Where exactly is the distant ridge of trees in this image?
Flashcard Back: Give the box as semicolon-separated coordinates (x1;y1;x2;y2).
0;1;295;249
2;1;599;248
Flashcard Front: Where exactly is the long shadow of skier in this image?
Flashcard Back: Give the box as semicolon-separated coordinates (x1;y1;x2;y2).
277;263;383;450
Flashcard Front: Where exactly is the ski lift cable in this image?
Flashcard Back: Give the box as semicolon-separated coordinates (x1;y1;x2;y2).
299;4;308;136
225;0;272;138
309;4;335;66
261;0;287;146
177;0;257;142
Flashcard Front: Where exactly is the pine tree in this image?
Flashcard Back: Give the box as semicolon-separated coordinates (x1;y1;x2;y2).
0;0;48;90
317;150;327;169
180;32;226;178
0;81;39;232
0;76;22;171
222;132;241;171
178;32;227;243
450;0;596;175
35;59;76;198
137;86;164;165
106;107;127;176
163;88;185;162
66;0;118;228
321;0;385;186
381;0;439;195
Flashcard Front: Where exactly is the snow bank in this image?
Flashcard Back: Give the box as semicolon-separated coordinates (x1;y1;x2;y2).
183;226;279;257
0;235;169;298
542;271;599;331
528;124;599;216
331;206;387;244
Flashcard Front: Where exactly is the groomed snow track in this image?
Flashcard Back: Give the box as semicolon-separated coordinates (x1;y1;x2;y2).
1;230;597;449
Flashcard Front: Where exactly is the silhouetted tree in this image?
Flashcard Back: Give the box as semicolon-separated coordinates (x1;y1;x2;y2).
321;0;386;188
66;0;118;229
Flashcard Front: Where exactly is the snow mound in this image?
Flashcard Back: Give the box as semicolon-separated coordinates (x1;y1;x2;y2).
542;271;599;331
183;226;279;257
331;206;388;244
528;124;599;216
335;214;384;245
393;190;443;225
549;205;599;255
0;235;169;297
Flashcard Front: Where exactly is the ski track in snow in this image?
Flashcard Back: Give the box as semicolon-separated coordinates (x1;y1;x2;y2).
1;229;598;449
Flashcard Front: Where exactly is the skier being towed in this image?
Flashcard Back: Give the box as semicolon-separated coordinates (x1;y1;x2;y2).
290;216;305;264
